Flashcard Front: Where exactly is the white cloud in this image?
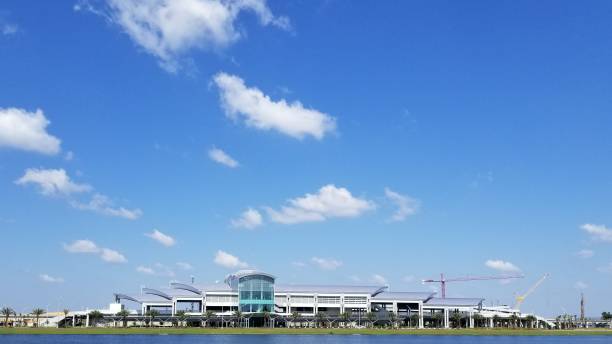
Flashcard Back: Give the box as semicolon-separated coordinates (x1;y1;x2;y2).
77;0;290;72
384;187;420;222
597;263;612;274
231;208;263;229
311;257;342;270
581;224;612;242
136;263;175;276
136;266;155;275
64;151;74;161
63;239;100;253
574;281;588;290
213;73;336;140
208;147;239;168
15;168;91;196
576;249;594;259
485;259;521;273
0;108;61;155
63;239;126;264
371;274;387;285
145;229;176;247
39;274;64;283
100;248;127;263
176;262;193;270
71;193;142;220
266;184;375;224
214;250;248;269
2;23;18;35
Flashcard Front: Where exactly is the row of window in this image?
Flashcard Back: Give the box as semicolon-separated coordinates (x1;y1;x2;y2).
273;296;367;304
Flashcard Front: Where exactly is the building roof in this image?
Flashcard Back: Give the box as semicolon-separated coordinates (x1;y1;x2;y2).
372;291;435;302
143;287;201;299
114;293;173;304
424;297;484;307
275;284;387;296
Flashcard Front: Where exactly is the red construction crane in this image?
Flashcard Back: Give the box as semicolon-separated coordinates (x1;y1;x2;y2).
422;273;524;298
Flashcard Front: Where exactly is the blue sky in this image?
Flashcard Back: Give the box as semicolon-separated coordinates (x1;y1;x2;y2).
0;0;611;317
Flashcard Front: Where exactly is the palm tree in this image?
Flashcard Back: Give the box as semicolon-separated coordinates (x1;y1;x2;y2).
315;312;326;328
233;310;243;328
365;312;376;328
473;313;483;328
509;314;519;329
263;311;271;328
290;311;300;328
433;312;444;328
451;310;462;328
1;307;14;327
31;308;45;328
340;310;352;328
145;309;160;327
492;314;500;328
88;310;104;327
116;310;130;328
204;310;215;327
524;315;536;329
388;312;397;329
175;310;188;327
62;309;70;328
409;313;420;328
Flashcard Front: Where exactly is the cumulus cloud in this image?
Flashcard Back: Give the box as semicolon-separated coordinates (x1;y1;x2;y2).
2;23;18;36
231;208;263;229
0;108;61;155
485;259;521;273
40;274;64;283
76;0;290;72
581;224;612;242
384;187;420;222
71;193;142;220
63;239;127;264
213;73;336;140
214;250;248;269
209;147;239;168
145;229;176;247
311;257;342;270
15;168;91;196
576;249;594;259
265;184;374;224
371;274;387;285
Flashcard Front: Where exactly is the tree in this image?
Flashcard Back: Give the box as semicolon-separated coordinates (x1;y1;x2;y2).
492;315;500;328
1;307;14;327
388;311;397;329
509;314;520;329
365;312;376;328
602;312;612;320
290;311;300;328
450;311;462;329
524;315;537;329
263;311;272;328
145;309;160;327
116;310;130;328
409;313;420;328
88;310;104;327
31;309;45;328
233;310;243;328
433;312;444;328
176;310;188;327
204;310;215;327
315;312;326;328
62;309;70;328
472;313;483;328
340;310;352;328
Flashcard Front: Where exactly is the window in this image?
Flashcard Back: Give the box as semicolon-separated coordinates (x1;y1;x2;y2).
318;296;341;304
290;296;314;304
344;296;367;304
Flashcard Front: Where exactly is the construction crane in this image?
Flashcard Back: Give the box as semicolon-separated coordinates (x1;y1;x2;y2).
423;273;524;298
513;273;549;310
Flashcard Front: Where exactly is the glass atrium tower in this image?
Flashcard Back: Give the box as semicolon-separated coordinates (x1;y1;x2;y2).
225;270;275;313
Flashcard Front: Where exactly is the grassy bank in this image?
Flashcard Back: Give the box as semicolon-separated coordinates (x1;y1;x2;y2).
1;328;612;336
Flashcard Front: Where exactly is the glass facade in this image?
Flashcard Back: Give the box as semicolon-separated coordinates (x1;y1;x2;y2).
237;275;274;313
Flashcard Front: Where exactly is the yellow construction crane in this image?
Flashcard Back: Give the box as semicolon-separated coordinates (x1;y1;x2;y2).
514;273;549;310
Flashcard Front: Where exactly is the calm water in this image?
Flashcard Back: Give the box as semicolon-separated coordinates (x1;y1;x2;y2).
0;335;611;344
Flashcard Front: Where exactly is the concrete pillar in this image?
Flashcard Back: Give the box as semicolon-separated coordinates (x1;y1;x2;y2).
489;318;494;328
85;314;90;328
418;302;424;329
469;312;474;328
443;309;449;329
72;315;75;327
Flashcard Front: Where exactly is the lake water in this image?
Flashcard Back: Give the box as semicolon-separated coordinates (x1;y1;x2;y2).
1;335;611;344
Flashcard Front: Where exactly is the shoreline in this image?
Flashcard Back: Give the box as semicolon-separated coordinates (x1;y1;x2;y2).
1;328;611;336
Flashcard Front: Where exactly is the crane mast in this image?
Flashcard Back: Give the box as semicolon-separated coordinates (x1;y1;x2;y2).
513;273;549;310
422;273;524;298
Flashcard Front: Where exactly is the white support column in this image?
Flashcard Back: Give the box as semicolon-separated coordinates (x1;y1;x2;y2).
418;302;424;329
443;309;449;329
469;311;474;328
85;314;90;328
489;317;494;328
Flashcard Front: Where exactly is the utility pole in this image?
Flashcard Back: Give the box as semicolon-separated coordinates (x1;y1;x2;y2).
580;293;585;326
